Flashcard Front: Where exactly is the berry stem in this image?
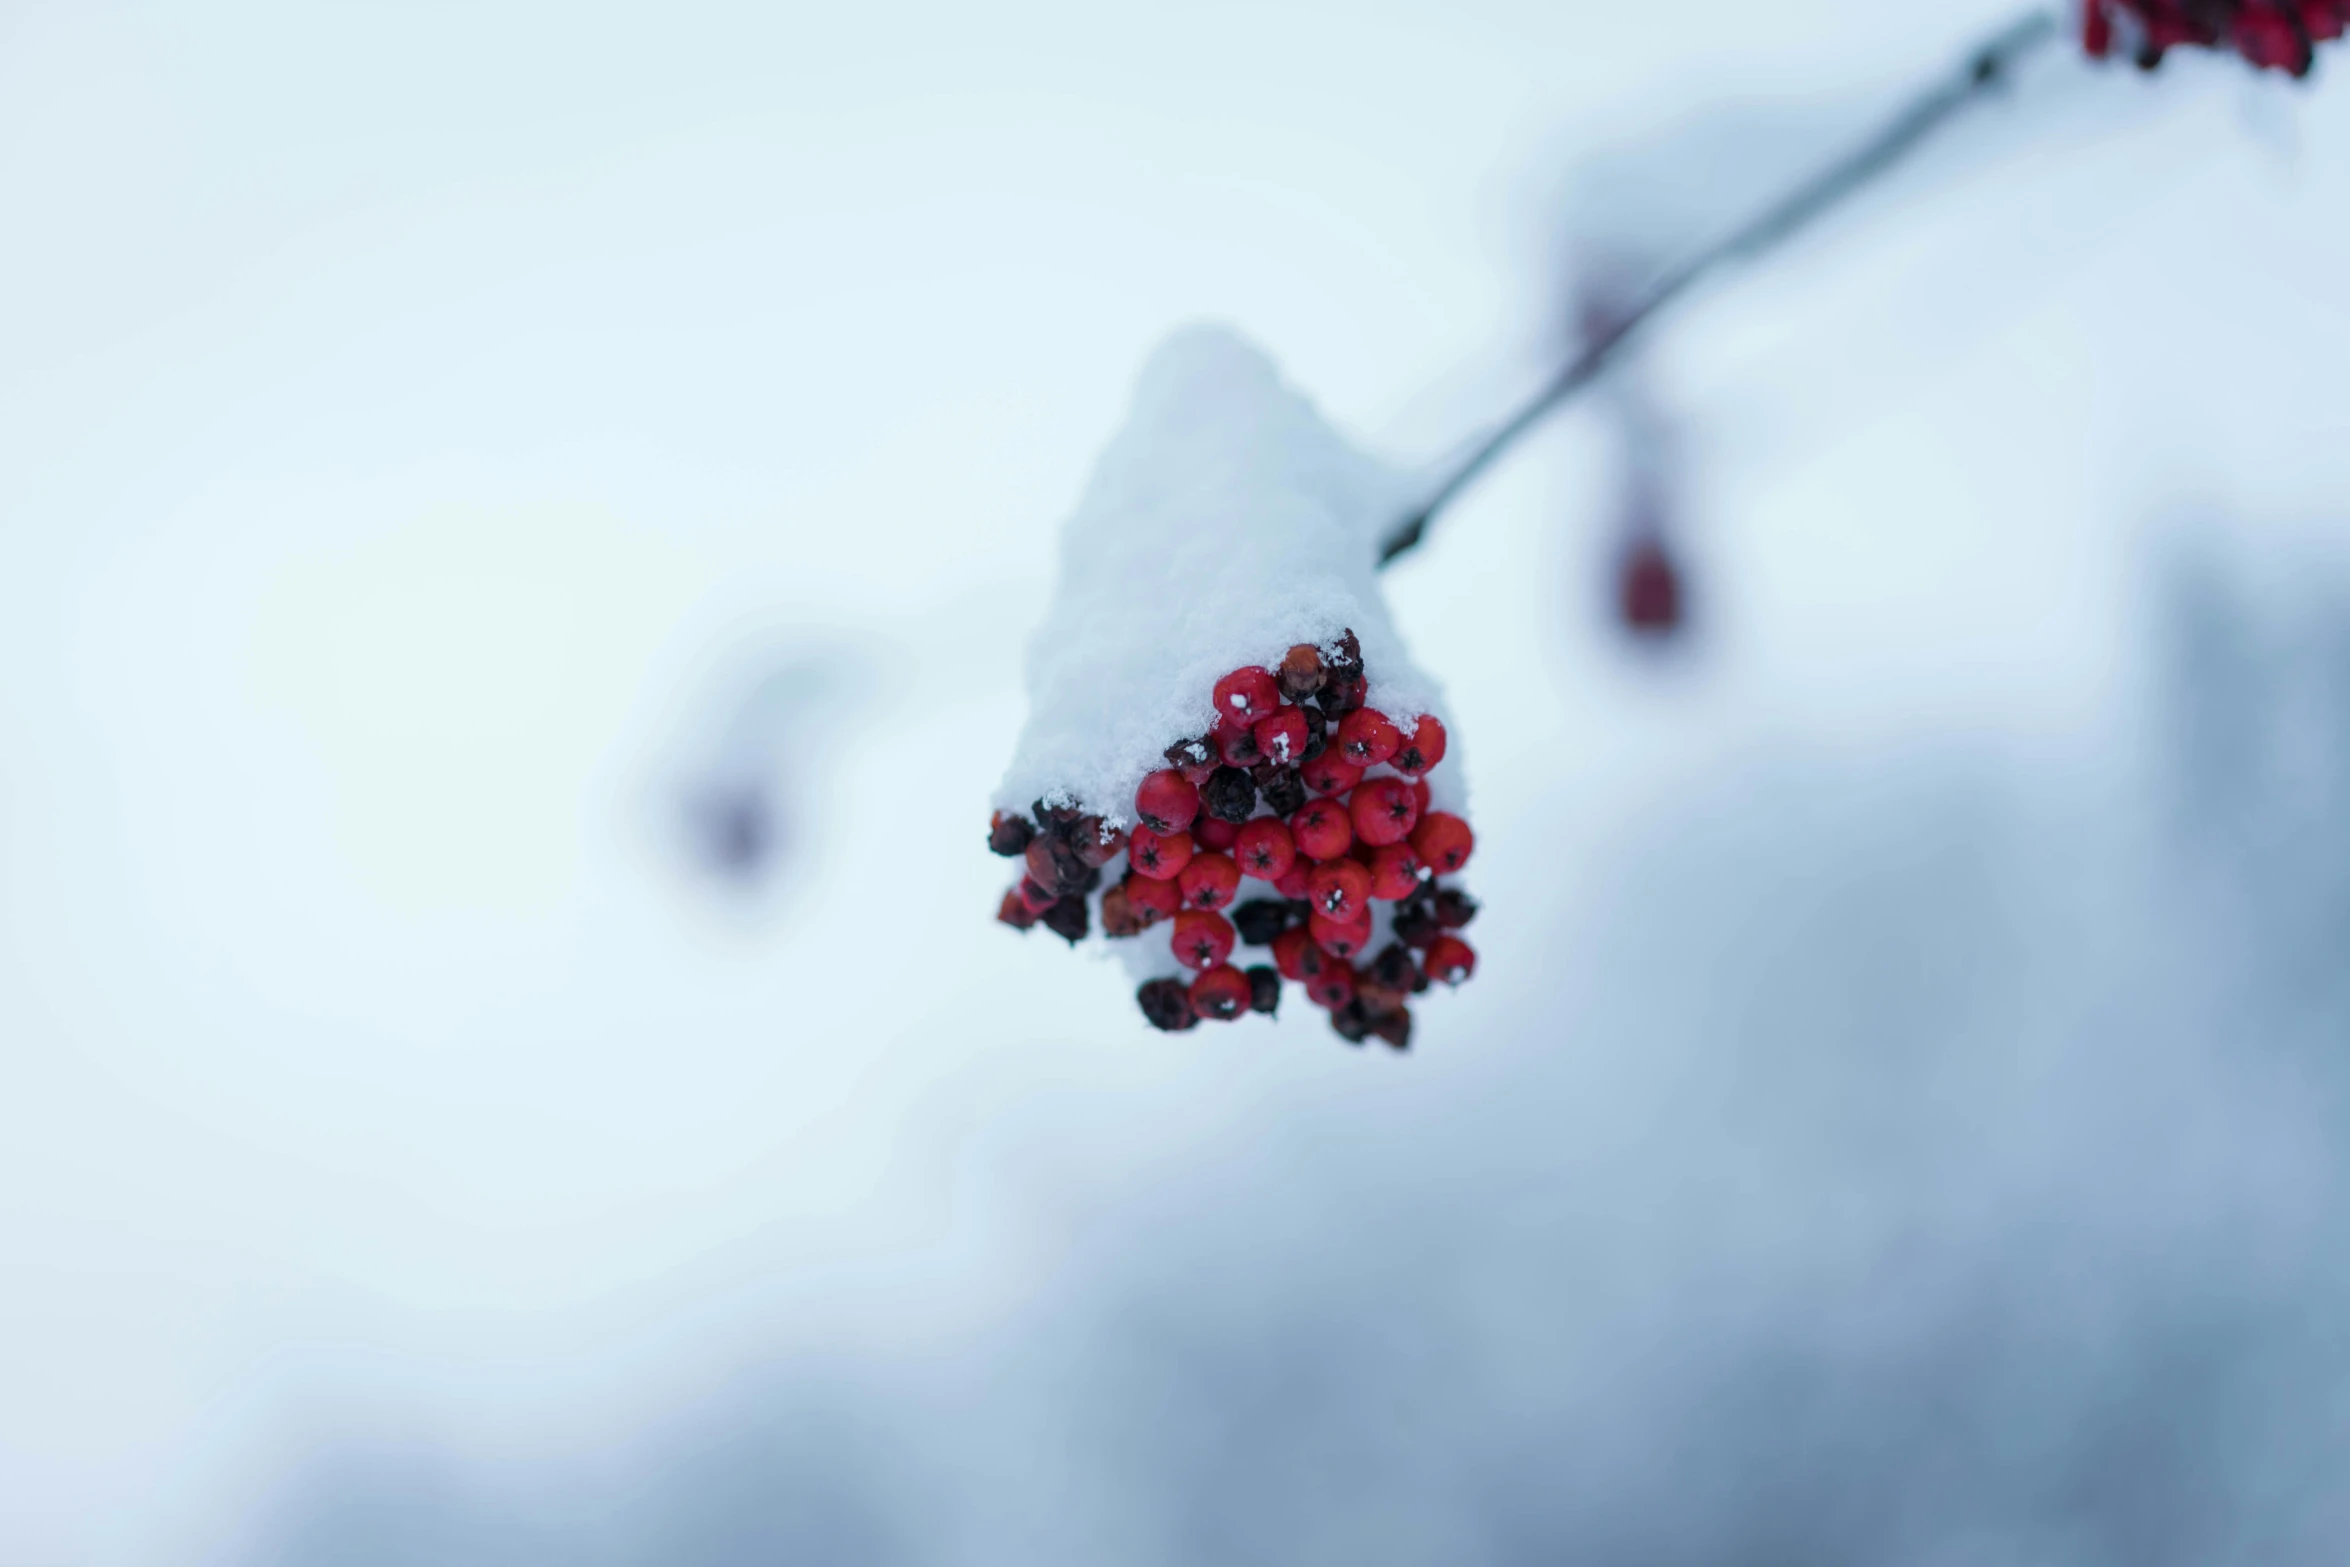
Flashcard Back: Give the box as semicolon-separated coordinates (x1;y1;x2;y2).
1376;8;2061;568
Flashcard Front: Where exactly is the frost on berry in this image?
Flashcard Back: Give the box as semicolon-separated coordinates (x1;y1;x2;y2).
1135;769;1200;834
1300;753;1363;797
1232;898;1294;947
1336;708;1401;769
1074;816;1127;868
1324;629;1363;683
1177;851;1241;911
1189;963;1253;1021
1201;765;1258;824
1410;812;1474;875
1367;842;1423;902
989;811;1036;858
1128;826;1195;880
1214;666;1282;725
1257;764;1308;819
1423;935;1476;986
1234;817;1298;883
1247;965;1282;1015
1349;776;1421;848
1164;736;1218;786
1138;977;1199;1032
1172;909;1237;971
1307;859;1371;924
1392;715;1447;778
1288;798;1353;862
1253;706;1308;766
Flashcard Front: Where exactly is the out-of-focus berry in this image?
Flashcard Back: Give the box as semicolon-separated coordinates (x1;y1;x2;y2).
989;812;1035;857
1305;962;1356;1010
997;889;1040;930
1246;965;1282;1015
1041;895;1089;944
1424;935;1477;985
1434;888;1479;930
1232;899;1293;947
1271;927;1325;982
1189;964;1253;1021
1367;843;1423;902
1411;812;1475;875
1018;877;1059;914
1137;977;1198;1032
1308;909;1372;962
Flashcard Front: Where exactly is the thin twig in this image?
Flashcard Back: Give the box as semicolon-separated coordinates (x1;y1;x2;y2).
1378;8;2064;568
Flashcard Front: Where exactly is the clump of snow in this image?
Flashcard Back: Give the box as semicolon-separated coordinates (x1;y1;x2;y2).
995;324;1455;829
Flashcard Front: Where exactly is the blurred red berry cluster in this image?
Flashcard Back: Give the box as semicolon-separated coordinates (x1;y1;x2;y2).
992;632;1478;1050
2084;0;2346;74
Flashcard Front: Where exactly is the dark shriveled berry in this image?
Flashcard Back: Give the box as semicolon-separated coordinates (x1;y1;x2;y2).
1232;899;1293;947
1370;1007;1412;1051
1201;765;1258;825
1329;999;1373;1045
1247;965;1282;1015
1258;764;1308;819
1099;881;1146;938
1392;904;1441;949
1032;799;1083;833
1325;630;1363;683
1041;895;1089;944
1368;942;1420;991
1074;816;1126;868
988;812;1035;858
997;889;1039;930
1317;674;1367;716
1278;644;1326;702
1299;704;1328;763
1138;977;1199;1032
1434;888;1479;930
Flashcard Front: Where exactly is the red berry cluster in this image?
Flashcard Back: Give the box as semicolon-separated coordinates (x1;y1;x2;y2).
991;631;1479;1049
2084;0;2345;73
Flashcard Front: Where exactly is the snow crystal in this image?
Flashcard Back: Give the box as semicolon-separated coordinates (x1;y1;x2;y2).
994;324;1458;832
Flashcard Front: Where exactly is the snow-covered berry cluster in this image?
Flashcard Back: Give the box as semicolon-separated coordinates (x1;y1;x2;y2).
993;630;1478;1049
2084;0;2346;74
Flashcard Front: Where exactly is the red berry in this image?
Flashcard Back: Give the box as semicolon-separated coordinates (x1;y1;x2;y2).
1424;935;1477;986
1304;961;1356;1010
1234;817;1297;882
1188;963;1253;1021
1128;826;1195;881
1134;770;1200;834
1392;715;1447;778
1307;858;1371;924
1018;877;1058;913
997;888;1039;930
1177;852;1241;911
1336;707;1401;768
1215;715;1267;768
1273;863;1314;901
1171;909;1236;971
1288;798;1353;862
1252;706;1308;766
1349;776;1421;848
1308;909;1372;961
1367;843;1422;901
1124;872;1183;925
1410;812;1474;875
1300;754;1364;796
1270;927;1325;982
1410;776;1432;818
1194;816;1241;852
1213;666;1281;725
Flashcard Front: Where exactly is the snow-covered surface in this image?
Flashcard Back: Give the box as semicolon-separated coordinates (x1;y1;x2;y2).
994;326;1451;827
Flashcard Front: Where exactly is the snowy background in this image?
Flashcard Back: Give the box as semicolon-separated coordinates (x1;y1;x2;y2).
4;1;2350;1562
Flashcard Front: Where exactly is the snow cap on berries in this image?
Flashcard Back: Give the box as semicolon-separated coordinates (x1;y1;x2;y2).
992;325;1459;830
